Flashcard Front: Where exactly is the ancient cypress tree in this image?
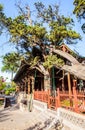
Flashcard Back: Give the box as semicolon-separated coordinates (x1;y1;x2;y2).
0;2;81;86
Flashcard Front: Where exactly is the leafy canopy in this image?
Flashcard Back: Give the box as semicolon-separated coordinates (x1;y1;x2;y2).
43;55;64;69
73;0;85;33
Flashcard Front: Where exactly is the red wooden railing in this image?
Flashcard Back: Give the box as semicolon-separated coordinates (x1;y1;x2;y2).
34;89;49;103
34;87;85;113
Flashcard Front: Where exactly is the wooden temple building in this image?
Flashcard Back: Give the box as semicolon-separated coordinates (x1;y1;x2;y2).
14;44;85;113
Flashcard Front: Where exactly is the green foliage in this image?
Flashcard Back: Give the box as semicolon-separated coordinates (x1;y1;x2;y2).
0;4;3;11
30;56;40;68
11;81;16;88
0;82;6;91
1;52;21;80
35;2;80;45
43;55;64;69
27;25;47;39
0;2;81;49
0;4;6;34
73;0;85;17
0;100;4;106
0;77;6;91
35;2;59;22
5;86;16;95
7;16;47;53
47;19;80;45
73;0;85;33
4;82;16;95
9;16;28;43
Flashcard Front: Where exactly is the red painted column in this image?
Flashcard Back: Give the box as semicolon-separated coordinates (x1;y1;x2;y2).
57;88;60;107
47;89;50;108
73;87;79;113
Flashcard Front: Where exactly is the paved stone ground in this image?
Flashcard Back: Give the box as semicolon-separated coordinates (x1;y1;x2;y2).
0;106;40;130
0;105;62;130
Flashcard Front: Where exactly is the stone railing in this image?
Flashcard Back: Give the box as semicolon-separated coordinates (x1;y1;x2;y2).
57;108;85;130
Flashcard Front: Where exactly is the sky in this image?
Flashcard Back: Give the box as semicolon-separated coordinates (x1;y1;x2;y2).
0;0;85;82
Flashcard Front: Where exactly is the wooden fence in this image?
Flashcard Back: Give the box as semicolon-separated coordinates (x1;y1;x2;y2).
34;87;85;113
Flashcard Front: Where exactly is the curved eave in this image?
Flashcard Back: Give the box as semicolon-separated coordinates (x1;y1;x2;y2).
62;64;85;80
13;64;29;81
13;64;45;82
53;49;79;65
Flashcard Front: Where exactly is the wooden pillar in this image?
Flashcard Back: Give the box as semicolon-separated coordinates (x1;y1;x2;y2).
62;70;65;91
57;88;60;107
47;89;50;108
28;78;30;94
73;87;79;113
16;85;20;92
24;80;26;93
62;45;67;52
73;79;77;88
67;72;71;98
32;77;35;95
41;77;44;90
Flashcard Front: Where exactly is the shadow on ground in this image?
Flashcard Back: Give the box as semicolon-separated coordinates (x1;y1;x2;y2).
25;120;51;130
25;117;62;130
0;104;19;122
0;107;11;122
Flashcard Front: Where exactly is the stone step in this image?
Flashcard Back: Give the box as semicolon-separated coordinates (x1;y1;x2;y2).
25;109;61;130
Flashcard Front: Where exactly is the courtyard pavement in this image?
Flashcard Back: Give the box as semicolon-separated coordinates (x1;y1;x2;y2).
0;105;41;130
0;105;61;130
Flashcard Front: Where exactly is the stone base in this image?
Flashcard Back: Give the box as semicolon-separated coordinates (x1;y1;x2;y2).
20;102;28;112
33;100;47;111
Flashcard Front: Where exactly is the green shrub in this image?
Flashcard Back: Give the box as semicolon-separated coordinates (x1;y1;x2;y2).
5;86;16;95
0;100;4;106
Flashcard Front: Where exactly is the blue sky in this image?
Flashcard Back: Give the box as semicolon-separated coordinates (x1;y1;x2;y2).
0;0;85;82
